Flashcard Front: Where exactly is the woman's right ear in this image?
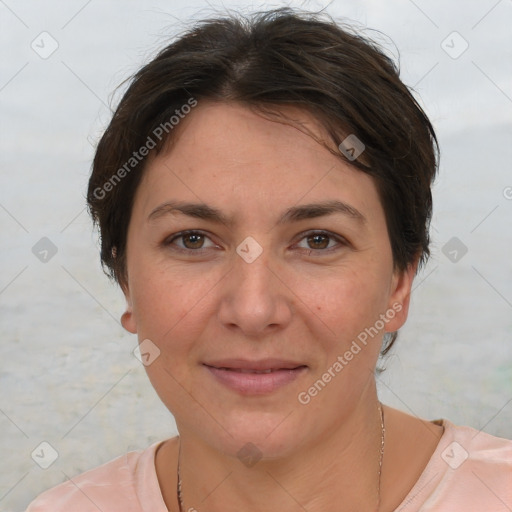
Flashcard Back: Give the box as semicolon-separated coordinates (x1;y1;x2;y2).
120;284;138;334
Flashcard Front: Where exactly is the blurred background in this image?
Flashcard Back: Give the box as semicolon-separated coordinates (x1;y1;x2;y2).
1;0;511;509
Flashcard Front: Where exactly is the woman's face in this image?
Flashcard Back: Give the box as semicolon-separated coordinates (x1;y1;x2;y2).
122;101;415;458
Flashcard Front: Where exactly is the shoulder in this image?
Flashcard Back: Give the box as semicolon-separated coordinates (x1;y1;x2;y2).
441;419;512;476
398;419;512;511
25;441;167;511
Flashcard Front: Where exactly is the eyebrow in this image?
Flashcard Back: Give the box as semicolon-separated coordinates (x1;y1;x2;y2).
147;199;367;226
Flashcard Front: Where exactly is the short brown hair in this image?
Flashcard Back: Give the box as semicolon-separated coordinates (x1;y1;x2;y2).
87;7;439;354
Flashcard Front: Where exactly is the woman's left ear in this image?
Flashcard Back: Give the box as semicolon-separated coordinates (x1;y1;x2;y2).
120;284;138;334
385;258;419;332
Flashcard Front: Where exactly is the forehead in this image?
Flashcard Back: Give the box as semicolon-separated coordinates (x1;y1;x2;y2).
163;101;337;176
134;102;383;226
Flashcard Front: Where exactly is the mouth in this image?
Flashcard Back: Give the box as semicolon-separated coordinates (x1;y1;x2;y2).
203;359;308;395
211;367;301;374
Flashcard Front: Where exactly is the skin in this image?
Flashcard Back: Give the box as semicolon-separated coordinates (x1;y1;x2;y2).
121;102;444;511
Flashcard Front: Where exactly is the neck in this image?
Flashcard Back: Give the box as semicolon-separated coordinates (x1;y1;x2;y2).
175;390;385;512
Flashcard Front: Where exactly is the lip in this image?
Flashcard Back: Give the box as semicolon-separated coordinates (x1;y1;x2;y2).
203;359;308;395
204;358;307;371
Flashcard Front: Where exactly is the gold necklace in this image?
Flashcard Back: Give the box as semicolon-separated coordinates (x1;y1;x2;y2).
177;402;385;511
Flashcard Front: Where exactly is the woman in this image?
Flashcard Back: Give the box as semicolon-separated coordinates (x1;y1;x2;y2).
27;7;511;511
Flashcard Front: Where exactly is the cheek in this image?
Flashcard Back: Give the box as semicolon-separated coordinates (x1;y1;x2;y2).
297;270;389;402
130;272;208;402
129;263;224;351
299;264;391;342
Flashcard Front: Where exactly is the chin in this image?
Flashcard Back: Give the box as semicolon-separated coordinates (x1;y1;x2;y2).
199;410;312;462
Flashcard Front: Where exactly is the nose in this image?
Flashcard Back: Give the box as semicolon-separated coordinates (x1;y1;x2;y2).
217;247;293;337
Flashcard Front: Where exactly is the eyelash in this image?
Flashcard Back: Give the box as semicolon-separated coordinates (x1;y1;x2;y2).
163;230;348;256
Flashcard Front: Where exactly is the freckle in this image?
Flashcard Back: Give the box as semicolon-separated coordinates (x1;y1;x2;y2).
317;306;321;311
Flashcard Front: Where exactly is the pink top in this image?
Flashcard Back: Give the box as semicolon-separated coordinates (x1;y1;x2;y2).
26;419;512;511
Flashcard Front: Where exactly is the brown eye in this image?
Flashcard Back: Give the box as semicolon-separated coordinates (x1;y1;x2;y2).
182;233;205;249
295;231;346;254
307;234;330;250
165;231;217;252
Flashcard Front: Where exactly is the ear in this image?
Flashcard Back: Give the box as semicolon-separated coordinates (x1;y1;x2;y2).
384;257;419;333
120;281;138;334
